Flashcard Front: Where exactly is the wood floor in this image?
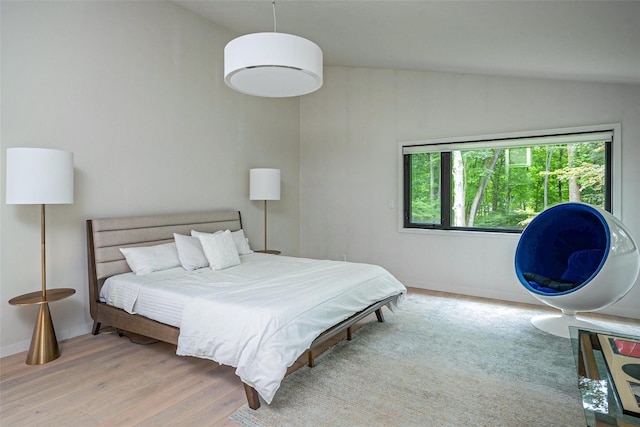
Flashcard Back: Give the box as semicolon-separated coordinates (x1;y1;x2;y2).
1;288;638;426
1;327;245;426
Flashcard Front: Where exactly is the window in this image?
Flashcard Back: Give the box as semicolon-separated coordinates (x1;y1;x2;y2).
402;127;614;233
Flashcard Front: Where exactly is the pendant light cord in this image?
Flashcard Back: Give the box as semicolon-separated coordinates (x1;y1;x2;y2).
272;0;277;32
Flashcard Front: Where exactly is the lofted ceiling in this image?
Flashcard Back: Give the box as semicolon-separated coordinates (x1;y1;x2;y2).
174;0;640;85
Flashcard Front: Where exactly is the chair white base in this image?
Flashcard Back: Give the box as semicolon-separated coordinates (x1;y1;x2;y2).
530;313;599;339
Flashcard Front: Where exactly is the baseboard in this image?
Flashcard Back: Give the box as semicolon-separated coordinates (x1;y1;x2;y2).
405;280;640;321
0;339;31;359
0;322;93;359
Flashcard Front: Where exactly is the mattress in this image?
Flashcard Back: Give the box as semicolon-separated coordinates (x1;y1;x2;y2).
100;253;407;404
100;253;325;326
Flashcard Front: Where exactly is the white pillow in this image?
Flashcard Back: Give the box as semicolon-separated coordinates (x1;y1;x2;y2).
230;229;253;255
191;229;222;237
192;229;253;255
119;242;180;275
173;233;209;271
196;230;241;270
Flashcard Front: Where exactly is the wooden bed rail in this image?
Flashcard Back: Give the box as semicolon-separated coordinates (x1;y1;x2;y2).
243;293;400;410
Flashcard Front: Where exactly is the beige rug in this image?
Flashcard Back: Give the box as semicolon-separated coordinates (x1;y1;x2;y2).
230;294;593;426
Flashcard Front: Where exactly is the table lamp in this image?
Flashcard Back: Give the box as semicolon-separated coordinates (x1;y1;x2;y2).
249;168;280;251
6;147;75;364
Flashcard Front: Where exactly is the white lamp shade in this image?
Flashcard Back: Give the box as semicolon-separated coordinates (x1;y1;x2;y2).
250;168;281;201
225;32;323;98
6;148;74;204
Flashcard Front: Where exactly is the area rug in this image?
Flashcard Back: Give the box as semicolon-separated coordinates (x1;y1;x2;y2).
230;293;593;426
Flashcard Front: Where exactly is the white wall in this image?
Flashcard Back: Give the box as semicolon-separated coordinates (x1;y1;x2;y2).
299;67;640;319
0;1;300;356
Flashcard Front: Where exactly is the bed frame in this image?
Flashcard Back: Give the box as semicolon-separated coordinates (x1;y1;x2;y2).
86;210;398;409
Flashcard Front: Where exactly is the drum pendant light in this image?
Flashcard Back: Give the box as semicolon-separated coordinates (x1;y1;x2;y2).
224;1;323;98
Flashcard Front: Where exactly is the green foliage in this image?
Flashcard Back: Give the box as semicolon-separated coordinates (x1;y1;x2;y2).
409;141;607;229
410;153;441;224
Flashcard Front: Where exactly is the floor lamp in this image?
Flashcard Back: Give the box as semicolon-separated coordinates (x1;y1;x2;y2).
249;168;280;252
6;147;75;365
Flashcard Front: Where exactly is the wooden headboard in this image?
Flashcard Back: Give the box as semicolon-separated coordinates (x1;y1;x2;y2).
87;210;242;282
86;210;242;338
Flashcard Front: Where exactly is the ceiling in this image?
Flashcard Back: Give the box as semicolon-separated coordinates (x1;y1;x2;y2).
174;1;640;85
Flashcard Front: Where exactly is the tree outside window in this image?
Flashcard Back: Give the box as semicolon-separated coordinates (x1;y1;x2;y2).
404;131;611;232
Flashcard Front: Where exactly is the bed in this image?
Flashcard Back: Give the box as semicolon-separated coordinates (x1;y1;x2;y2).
86;210;406;409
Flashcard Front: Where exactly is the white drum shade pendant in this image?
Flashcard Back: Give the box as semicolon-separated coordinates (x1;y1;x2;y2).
223;2;323;98
225;33;322;98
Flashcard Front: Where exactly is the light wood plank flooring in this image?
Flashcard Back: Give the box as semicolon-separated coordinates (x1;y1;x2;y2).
1;288;638;426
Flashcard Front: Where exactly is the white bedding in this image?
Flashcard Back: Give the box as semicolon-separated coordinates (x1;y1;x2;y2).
100;253;406;404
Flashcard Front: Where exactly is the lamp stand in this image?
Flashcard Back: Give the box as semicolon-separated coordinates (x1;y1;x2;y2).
40;204;47;299
249;168;280;254
6;147;76;365
263;200;268;251
8;204;75;365
30;203;60;364
27;303;59;365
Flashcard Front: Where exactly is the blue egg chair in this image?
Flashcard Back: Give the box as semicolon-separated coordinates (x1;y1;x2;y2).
514;203;639;337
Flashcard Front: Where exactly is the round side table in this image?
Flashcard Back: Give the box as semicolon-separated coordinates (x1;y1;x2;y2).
9;288;75;365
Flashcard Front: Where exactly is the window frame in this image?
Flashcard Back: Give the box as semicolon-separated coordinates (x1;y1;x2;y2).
398;124;621;235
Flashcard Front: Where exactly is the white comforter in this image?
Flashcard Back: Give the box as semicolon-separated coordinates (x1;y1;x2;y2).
101;253;406;404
